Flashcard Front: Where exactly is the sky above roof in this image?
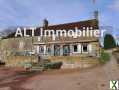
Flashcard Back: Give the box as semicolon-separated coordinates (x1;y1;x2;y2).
0;0;119;30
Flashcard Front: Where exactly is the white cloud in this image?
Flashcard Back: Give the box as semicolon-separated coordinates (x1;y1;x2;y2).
0;0;86;28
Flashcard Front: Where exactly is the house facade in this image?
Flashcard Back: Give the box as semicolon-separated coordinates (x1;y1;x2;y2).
0;19;100;67
33;19;100;57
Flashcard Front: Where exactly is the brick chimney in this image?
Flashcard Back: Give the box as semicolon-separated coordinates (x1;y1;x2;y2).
94;11;99;20
43;18;49;28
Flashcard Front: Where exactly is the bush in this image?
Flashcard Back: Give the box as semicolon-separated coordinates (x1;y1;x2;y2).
100;50;110;64
43;61;63;70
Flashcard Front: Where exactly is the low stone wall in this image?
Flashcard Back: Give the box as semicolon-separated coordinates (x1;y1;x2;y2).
5;55;38;67
48;56;99;69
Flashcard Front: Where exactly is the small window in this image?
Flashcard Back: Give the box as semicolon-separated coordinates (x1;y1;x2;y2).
39;46;44;53
83;45;87;52
73;45;78;52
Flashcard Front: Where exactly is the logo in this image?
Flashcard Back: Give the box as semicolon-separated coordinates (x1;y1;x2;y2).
110;80;118;90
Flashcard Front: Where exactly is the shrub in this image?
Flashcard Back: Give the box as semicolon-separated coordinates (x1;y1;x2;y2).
24;62;32;70
100;50;110;64
43;61;63;70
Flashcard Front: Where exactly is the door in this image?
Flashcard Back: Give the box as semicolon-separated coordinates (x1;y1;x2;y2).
54;45;60;56
63;45;70;56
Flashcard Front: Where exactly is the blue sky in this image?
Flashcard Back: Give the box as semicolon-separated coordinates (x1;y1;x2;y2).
0;0;119;30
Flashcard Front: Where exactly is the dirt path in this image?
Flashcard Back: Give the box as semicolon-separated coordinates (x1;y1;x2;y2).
0;51;119;90
21;52;119;90
0;68;40;90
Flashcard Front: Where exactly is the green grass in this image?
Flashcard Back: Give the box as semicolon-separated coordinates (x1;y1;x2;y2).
100;50;110;64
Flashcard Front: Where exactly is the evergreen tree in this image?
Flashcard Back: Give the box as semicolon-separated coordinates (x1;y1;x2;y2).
104;34;116;49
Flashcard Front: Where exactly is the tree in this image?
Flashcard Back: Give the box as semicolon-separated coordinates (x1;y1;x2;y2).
104;34;116;49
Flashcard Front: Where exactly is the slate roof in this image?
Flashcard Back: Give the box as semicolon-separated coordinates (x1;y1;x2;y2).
6;19;99;38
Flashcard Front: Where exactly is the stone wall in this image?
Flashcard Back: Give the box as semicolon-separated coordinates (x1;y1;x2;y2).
48;56;99;69
0;37;100;67
0;37;38;66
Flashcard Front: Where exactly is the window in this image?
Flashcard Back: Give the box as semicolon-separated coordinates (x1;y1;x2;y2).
73;45;78;52
39;46;44;53
47;47;51;54
83;45;88;52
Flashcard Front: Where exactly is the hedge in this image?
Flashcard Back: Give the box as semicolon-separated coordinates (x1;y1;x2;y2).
43;61;63;70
